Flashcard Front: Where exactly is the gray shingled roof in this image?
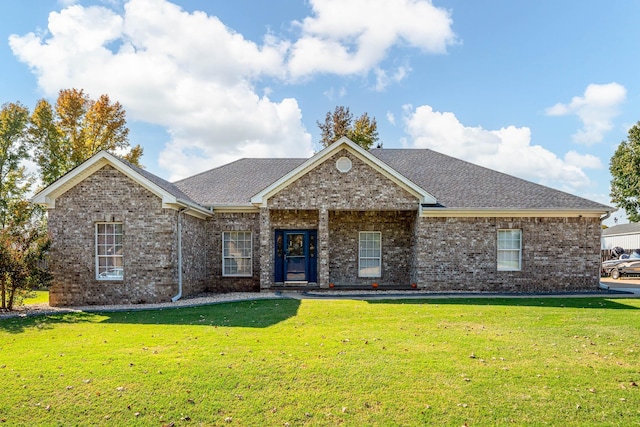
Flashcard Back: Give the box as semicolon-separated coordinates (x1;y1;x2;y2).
122;159;200;205
174;158;306;206
370;149;610;210
172;148;611;211
602;223;640;236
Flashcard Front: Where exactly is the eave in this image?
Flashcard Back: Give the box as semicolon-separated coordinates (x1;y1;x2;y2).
420;207;613;219
210;205;260;213
250;137;436;207
32;151;212;219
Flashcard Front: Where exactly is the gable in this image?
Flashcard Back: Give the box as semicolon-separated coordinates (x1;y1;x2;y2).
268;149;420;210
32;151;212;219
250;137;436;208
54;164;164;211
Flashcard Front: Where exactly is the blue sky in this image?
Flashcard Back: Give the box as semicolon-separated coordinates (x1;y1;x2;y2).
1;0;639;224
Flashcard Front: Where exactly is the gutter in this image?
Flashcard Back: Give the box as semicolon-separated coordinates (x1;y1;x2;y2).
172;208;186;302
175;197;213;217
420;207;613;218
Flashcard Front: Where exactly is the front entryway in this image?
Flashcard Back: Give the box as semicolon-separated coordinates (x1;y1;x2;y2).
274;230;317;284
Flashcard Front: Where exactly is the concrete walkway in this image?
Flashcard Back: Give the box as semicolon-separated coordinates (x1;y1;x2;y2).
3;285;637;320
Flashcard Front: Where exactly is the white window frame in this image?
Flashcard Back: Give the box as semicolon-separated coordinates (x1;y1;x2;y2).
497;229;522;271
95;222;124;280
222;231;252;277
358;231;382;278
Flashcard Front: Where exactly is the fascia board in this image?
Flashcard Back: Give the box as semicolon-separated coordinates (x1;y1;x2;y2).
420;208;612;218
32;152;113;207
250;137;436;206
32;151;191;213
211;205;260;213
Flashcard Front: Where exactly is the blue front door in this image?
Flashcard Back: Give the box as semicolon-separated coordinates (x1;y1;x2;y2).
274;230;317;284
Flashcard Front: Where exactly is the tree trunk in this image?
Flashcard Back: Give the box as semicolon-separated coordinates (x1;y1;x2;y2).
0;276;6;310
7;284;15;310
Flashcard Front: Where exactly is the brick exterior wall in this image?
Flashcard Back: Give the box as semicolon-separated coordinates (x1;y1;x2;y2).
208;212;261;292
328;211;414;287
412;216;602;292
179;212;210;297
268;150;419;210
262;150;421;288
45;152;605;305
47;165;202;306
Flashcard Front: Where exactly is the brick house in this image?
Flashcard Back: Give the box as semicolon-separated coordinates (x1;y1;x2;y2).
33;137;612;306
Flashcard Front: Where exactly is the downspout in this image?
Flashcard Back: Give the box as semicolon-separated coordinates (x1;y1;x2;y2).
600;211;612;222
172;208;186;302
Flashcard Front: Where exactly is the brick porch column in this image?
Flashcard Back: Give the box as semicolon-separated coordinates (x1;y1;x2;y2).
318;207;329;287
259;207;272;290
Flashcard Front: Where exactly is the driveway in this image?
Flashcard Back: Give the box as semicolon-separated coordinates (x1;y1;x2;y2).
600;277;640;295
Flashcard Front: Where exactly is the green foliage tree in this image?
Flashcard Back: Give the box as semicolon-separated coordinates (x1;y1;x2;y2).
0;102;51;310
0;200;51;310
610;122;640;222
0;102;31;229
30;88;143;186
317;106;379;150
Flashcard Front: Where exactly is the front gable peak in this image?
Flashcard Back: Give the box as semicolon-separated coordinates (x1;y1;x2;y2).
250;137;437;207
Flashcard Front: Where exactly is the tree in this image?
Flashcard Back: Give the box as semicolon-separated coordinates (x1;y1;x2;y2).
30;88;143;186
0;201;51;310
0;102;31;229
0;102;51;310
317;106;379;150
610;122;640;222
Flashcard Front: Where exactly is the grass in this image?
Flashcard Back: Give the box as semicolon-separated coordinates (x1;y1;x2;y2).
0;297;639;426
23;290;49;305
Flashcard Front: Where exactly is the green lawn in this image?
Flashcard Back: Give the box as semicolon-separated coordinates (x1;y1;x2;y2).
23;290;49;305
1;297;639;426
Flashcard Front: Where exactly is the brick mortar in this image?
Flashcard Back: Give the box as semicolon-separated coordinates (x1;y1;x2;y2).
412;216;602;292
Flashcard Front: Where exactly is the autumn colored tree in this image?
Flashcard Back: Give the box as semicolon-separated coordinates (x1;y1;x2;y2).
610;122;640;222
317;106;379;150
30;89;143;186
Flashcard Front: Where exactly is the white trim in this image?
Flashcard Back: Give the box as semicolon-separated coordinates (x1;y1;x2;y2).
336;156;352;173
32;151;212;219
497;229;522;271
222;231;253;277
212;205;260;213
250;137;436;206
95;222;124;281
420;208;609;218
358;231;382;278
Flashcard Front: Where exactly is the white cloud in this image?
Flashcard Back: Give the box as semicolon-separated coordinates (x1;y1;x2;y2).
545;82;627;145
386;111;396;126
323;86;347;101
287;0;457;78
404;105;602;191
373;65;411;91
9;0;456;180
9;0;311;180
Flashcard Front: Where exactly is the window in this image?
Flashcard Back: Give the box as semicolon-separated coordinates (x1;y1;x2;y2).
223;231;252;276
359;231;381;277
497;229;522;271
96;223;123;280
